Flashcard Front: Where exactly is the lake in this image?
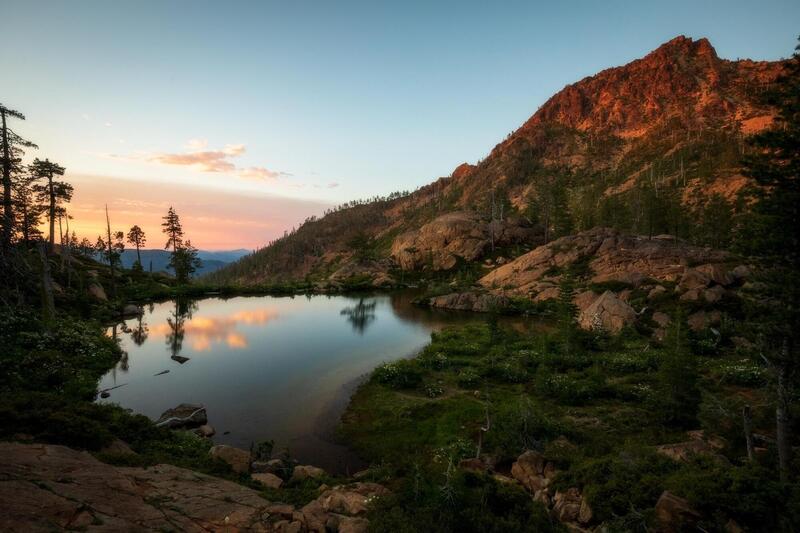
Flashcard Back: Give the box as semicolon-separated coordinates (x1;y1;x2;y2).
97;291;527;473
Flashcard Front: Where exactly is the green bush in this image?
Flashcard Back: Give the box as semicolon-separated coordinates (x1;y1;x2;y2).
535;370;606;405
366;470;559;533
456;369;481;389
374;359;423;389
556;447;678;523
665;457;791;532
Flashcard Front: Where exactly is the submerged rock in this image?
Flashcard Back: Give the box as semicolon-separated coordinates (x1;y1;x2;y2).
290;464;327;482
155;403;207;429
194;424;215;438
121;304;142;317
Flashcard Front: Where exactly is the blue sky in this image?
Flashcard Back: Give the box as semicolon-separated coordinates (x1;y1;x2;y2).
2;0;797;248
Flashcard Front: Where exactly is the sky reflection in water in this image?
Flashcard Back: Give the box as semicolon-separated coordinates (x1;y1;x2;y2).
98;293;504;471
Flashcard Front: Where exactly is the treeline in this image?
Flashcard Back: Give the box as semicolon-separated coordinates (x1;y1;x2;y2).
0;103;202;295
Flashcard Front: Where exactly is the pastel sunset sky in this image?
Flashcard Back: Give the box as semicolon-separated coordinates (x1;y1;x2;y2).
3;0;797;249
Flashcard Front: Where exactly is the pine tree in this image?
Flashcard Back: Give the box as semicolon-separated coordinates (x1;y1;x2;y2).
735;37;800;482
12;173;45;245
0;103;37;249
126;225;146;271
161;206;183;253
656;311;700;428
169;239;201;284
30;158;71;252
556;271;580;354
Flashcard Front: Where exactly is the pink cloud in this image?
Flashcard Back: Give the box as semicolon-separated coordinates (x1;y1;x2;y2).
150;149;238;172
145;141;285;179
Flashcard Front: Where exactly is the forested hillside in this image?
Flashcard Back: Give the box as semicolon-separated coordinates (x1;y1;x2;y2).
209;36;785;286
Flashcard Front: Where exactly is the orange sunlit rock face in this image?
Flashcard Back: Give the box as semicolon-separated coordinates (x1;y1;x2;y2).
147;308;279;351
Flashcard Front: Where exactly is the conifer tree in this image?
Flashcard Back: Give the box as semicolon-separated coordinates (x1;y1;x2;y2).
656;310;700;428
161;206;183;253
0;103;37;249
126;225;146;270
30;158;71;252
12;173;45;245
736;37;800;482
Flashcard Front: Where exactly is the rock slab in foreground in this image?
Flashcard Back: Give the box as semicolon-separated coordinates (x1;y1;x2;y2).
0;442;273;531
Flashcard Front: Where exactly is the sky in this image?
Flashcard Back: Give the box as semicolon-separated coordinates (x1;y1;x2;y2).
2;1;798;249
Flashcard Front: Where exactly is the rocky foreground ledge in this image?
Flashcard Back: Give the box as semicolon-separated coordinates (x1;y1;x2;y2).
0;442;384;532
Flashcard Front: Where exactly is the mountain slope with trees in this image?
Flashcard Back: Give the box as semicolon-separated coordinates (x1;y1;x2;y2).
208;36;786;286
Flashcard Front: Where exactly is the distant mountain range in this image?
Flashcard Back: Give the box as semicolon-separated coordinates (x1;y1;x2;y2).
114;248;250;276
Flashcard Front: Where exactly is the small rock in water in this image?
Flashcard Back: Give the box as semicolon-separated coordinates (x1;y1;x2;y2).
154;370;170;376
171;355;190;364
194;424;216;438
209;445;251;473
121;304;142;317
155;404;207;429
223;430;231;435
290;465;326;482
100;391;110;399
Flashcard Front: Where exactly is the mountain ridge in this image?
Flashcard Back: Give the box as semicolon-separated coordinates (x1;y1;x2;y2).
208;36;786;286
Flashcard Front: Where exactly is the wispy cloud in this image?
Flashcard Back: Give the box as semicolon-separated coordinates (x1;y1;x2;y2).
139;141;289;180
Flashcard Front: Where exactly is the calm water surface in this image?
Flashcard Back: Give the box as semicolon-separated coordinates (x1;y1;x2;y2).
97;292;528;472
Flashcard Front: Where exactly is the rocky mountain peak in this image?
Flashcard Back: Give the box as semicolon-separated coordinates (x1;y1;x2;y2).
502;35;764;143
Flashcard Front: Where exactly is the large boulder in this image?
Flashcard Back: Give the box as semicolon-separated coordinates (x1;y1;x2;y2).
209;445;251;474
655;491;701;532
511;450;548;493
154;403;207;429
87;282;107;301
391;211;536;271
696;263;734;286
578;291;636;333
678;268;711;291
428;291;510;313
300;482;389;532
551;487;583;523
480;228;731;296
317;482;390;516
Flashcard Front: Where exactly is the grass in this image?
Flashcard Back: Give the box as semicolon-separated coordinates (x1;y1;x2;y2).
338;318;800;531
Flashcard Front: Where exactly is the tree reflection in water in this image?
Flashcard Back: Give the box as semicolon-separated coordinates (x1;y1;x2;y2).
167;299;198;363
340;298;377;334
130;310;149;346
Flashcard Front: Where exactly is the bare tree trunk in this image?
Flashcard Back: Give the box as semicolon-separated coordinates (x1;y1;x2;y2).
742;404;754;462
105;205;117;298
48;174;56;252
475;403;491;459
1;109;12;250
776;360;791;482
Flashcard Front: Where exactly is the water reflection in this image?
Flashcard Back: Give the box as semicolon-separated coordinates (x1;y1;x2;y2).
98;292;541;473
167;299;196;362
129;313;149;346
340;298;377;334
